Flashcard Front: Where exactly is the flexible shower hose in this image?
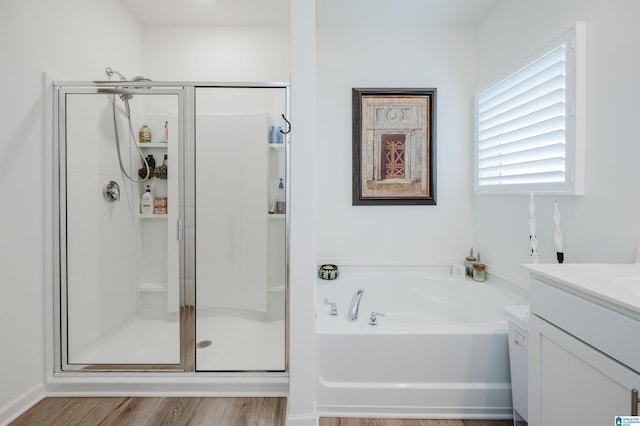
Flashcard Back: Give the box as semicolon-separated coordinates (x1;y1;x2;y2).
112;96;150;183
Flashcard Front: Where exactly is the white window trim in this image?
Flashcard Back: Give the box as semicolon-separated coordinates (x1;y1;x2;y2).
474;22;586;195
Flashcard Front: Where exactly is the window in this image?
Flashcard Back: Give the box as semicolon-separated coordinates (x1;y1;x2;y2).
475;24;585;194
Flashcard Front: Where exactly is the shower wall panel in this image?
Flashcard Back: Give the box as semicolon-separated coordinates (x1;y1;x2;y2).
65;95;139;360
195;113;269;313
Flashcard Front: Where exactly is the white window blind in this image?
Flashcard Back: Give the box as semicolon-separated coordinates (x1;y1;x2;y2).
475;25;585;194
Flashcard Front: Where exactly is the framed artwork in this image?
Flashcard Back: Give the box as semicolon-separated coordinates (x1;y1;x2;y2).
352;88;436;205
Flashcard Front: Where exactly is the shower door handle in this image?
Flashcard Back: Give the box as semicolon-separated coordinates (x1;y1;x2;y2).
177;218;184;241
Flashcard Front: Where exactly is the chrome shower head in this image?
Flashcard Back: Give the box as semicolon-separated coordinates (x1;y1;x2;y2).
105;68;152;84
105;67;127;81
104;68;153;101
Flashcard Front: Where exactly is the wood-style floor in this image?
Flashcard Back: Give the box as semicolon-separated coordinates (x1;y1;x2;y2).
9;397;520;426
320;420;519;426
9;397;286;426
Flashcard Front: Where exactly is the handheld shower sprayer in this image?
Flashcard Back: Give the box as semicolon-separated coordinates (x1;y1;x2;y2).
105;66;153;183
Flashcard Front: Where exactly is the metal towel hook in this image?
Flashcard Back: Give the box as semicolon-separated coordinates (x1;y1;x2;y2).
280;114;291;134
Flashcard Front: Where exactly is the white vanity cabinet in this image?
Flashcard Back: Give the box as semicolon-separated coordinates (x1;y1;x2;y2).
526;264;640;426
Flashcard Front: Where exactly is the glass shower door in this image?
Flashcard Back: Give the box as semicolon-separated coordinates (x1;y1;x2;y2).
194;87;287;371
57;87;184;369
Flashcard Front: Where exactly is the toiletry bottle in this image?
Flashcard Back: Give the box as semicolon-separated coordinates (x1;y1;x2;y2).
146;154;155;172
464;247;477;278
268;180;276;214
141;185;154;214
275;178;286;214
139;124;152;143
270;126;283;144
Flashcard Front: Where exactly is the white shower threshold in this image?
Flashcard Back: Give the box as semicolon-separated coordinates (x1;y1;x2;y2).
45;373;289;397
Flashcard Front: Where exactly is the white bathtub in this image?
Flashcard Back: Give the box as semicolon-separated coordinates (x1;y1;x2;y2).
315;265;523;419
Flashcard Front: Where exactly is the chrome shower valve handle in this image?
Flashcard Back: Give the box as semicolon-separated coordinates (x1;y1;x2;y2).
102;180;120;202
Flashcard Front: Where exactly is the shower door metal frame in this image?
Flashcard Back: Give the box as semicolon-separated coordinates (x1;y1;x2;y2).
52;81;290;374
53;83;191;372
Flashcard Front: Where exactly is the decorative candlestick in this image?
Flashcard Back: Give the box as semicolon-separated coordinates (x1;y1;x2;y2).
554;201;564;263
529;192;539;263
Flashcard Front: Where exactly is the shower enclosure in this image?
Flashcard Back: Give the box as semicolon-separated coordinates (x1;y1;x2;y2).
53;80;288;373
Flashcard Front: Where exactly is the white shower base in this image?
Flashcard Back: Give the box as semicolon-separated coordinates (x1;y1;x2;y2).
196;312;285;371
70;311;284;371
70;315;180;365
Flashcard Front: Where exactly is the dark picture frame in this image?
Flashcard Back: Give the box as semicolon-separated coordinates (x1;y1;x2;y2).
352;88;437;205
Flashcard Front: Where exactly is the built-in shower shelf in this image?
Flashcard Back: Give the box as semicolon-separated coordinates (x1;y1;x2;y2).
138;214;167;219
268;214;285;220
138;142;168;148
137;283;167;293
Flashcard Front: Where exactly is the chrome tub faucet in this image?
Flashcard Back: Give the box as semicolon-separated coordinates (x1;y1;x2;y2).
347;288;365;321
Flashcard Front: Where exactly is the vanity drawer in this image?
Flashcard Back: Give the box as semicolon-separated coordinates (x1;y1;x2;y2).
530;277;640;373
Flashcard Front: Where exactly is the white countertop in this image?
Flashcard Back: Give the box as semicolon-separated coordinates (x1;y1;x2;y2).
523;263;640;316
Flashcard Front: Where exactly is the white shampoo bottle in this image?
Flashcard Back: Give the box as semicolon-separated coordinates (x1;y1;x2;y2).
141;185;154;214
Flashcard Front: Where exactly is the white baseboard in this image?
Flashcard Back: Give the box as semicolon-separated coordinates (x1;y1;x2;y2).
285;413;318;426
316;405;512;419
44;374;289;397
0;384;46;426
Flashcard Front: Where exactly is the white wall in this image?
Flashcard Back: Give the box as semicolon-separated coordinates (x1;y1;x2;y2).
0;0;142;422
142;25;290;82
315;24;476;266
287;1;317;424
475;0;640;283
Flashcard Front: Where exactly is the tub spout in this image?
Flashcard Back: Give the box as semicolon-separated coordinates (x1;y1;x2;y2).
347;288;365;321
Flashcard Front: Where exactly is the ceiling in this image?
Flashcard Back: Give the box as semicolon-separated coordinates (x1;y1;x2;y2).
117;0;501;27
117;0;290;26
